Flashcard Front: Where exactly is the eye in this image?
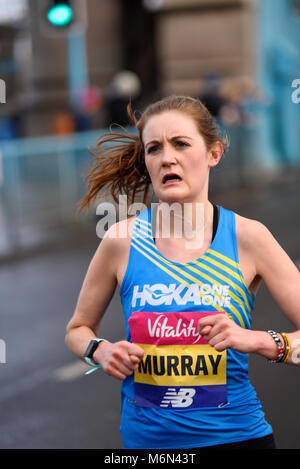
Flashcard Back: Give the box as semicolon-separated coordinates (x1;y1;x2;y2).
147;144;160;154
175;140;189;148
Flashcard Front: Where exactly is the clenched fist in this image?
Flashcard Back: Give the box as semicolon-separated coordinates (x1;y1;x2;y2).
198;314;260;354
93;340;145;380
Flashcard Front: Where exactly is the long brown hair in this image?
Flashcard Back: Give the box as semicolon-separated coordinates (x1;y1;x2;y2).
77;95;228;213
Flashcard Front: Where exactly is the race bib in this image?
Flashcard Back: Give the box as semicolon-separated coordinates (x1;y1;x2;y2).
128;311;227;409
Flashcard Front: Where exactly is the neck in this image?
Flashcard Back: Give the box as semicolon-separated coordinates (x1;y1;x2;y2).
155;199;214;248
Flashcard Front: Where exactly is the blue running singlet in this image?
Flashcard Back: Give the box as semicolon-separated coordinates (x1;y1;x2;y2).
119;205;273;449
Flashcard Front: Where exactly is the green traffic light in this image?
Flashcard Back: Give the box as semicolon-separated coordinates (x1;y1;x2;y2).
47;4;73;27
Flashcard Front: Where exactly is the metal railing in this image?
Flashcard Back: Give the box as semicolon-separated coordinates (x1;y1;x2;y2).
0;129;108;256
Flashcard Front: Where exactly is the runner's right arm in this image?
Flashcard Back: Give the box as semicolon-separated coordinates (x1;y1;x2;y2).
65;220;144;380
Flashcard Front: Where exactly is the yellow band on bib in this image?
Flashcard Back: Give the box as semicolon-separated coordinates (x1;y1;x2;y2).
134;343;227;387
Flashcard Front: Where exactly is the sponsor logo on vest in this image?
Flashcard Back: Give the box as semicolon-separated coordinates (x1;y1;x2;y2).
132;283;231;307
160;388;196;408
148;313;201;344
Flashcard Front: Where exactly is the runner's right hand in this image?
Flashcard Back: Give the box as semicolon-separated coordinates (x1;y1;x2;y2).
93;340;145;380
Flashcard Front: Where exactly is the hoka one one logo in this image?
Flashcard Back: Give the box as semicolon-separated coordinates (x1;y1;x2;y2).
131;283;231;307
160;388;196;408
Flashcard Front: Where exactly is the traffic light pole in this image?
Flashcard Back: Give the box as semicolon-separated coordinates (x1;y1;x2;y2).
67;29;88;106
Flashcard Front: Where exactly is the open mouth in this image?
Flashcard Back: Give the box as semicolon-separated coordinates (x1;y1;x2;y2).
162;173;182;184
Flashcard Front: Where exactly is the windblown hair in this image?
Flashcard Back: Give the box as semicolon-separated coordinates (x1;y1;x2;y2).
77;95;229;213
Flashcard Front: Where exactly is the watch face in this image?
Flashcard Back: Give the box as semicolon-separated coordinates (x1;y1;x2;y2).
85;340;100;359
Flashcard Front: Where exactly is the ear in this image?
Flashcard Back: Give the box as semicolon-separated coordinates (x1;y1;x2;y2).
208;142;223;168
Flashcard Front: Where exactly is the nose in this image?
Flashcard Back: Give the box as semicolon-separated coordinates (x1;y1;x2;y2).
161;143;176;166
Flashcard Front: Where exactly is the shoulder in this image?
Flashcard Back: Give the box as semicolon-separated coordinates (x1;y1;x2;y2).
101;215;136;252
234;213;271;250
88;215;137;283
234;212;287;275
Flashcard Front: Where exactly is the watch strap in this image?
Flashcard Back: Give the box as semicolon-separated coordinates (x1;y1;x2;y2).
84;338;108;375
84;356;100;367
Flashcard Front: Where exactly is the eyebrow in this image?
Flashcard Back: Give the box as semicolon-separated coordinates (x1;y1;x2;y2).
144;135;193;149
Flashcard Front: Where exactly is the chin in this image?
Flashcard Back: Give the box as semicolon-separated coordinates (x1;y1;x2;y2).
156;190;189;205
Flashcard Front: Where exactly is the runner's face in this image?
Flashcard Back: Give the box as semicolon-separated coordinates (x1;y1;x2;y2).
143;110;217;204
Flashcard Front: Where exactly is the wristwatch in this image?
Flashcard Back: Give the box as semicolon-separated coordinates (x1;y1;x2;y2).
84;338;108;367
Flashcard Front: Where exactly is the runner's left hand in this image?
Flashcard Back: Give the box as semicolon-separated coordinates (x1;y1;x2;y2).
198;314;258;354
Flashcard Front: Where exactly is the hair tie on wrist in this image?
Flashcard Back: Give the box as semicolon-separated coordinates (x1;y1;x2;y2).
280;332;291;363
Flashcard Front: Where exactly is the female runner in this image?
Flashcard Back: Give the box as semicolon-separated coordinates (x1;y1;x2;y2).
65;95;300;449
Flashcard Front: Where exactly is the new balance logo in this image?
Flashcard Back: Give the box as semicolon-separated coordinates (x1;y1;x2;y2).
160;387;196;408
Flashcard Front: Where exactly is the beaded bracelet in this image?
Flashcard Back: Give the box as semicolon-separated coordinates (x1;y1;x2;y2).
267;330;285;363
280;332;291;363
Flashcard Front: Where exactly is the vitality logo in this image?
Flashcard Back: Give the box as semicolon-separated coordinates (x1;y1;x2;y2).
160;388;196;408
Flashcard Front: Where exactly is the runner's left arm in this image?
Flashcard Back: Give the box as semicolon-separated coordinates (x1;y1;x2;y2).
198;220;300;365
249;221;300;365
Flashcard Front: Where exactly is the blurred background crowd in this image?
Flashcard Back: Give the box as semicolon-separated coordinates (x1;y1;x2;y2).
0;0;300;450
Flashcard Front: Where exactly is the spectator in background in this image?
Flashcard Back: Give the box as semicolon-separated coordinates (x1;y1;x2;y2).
218;80;244;128
72;84;104;132
199;71;227;119
52;111;76;135
105;70;141;127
